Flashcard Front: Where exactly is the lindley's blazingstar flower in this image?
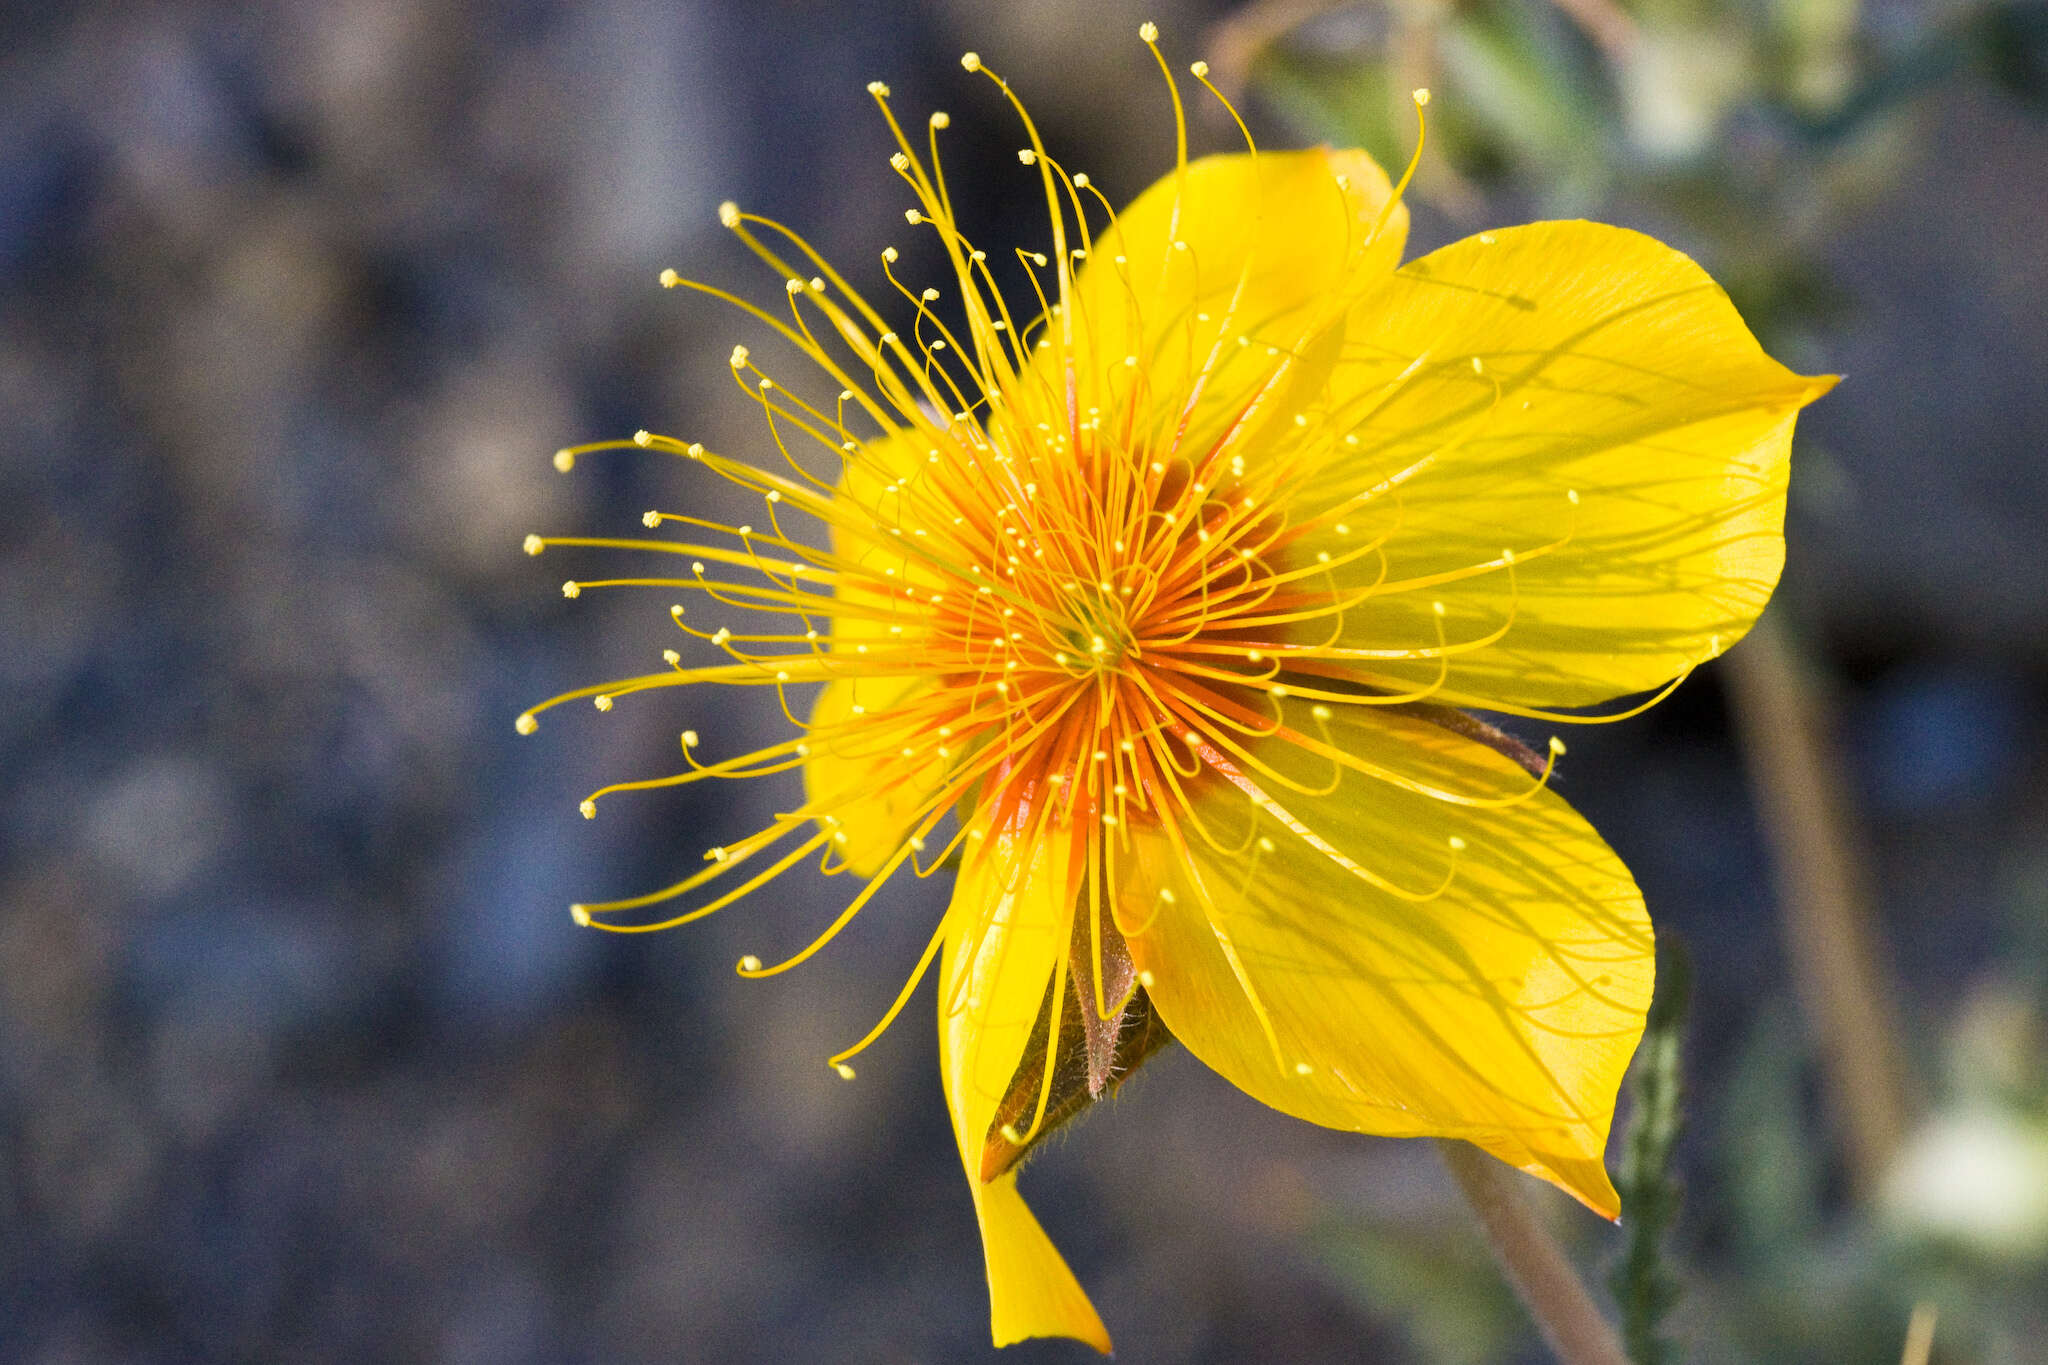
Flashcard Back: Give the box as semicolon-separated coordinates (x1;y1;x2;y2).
520;30;1832;1352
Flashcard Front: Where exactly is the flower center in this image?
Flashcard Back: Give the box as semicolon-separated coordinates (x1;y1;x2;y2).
1055;584;1137;674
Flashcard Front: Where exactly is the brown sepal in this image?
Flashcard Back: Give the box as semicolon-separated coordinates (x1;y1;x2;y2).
979;902;1174;1182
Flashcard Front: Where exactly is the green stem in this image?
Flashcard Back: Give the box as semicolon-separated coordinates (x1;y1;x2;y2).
1439;1140;1631;1365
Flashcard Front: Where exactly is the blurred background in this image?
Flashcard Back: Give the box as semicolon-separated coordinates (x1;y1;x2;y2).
3;0;2046;1360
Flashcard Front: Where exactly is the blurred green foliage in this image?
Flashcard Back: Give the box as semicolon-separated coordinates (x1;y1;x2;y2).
1253;0;2048;349
1610;938;1691;1365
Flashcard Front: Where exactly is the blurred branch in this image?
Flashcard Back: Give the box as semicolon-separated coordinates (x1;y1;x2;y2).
1723;611;1918;1195
1439;1141;1632;1365
1208;0;1346;98
1543;0;1639;67
1901;1304;1937;1365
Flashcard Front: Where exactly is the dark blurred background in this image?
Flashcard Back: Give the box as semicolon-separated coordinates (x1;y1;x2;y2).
3;1;2045;1361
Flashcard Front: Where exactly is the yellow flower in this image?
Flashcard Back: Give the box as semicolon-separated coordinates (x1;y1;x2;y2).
521;32;1832;1354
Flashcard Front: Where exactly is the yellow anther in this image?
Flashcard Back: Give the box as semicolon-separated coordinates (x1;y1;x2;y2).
642;511;660;528
1138;21;1158;42
562;581;581;599
681;730;699;747
515;713;538;735
658;267;680;288
579;799;596;819
593;694;612;712
865;80;889;97
1413;87;1431;106
570;904;590;926
960;51;981;71
728;345;749;368
523;534;544;555
1549;737;1568;756
1190;60;1209;78
739;954;761;971
929;111;950;129
1017;148;1036;165
718;200;740;227
552;449;575;472
835;1063;857;1080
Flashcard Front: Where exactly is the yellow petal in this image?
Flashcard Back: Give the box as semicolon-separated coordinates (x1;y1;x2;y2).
971;1172;1110;1353
828;427;944;627
1293;221;1834;708
1037;148;1407;445
807;428;954;874
800;675;937;879
939;798;1109;1352
1119;698;1652;1214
